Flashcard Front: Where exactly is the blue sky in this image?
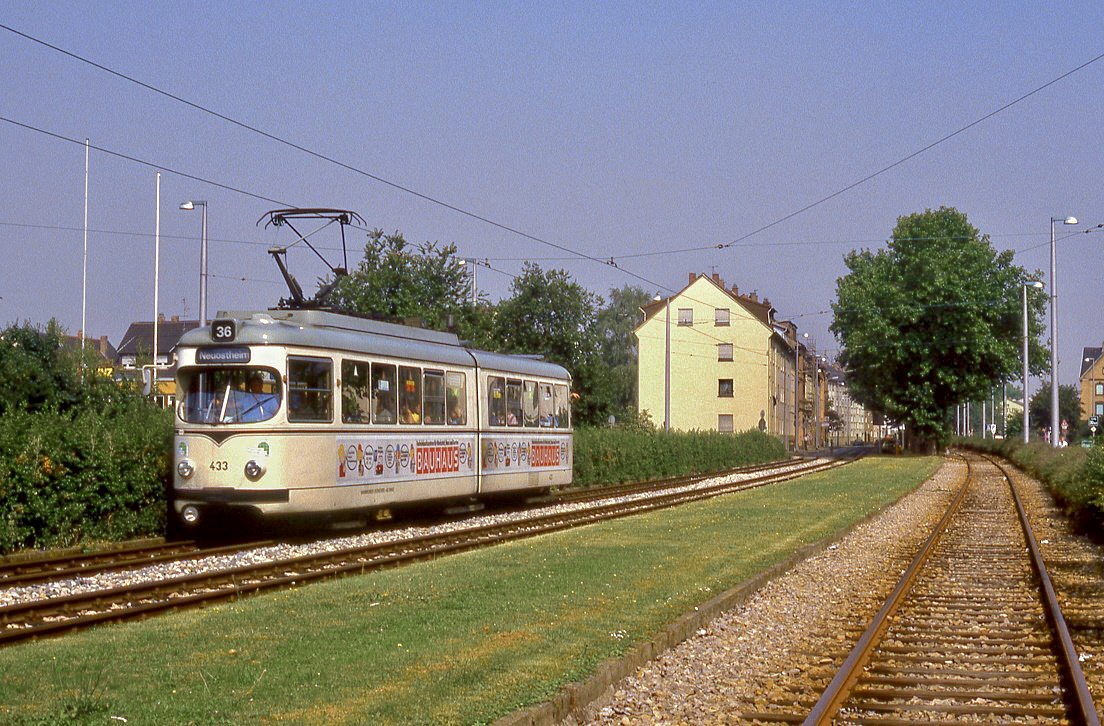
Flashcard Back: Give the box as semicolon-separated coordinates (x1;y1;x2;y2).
1;2;1102;395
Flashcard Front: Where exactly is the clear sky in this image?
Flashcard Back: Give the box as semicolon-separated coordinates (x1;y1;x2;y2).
1;2;1102;397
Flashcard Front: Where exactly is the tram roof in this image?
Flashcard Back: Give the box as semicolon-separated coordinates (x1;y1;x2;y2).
178;309;570;380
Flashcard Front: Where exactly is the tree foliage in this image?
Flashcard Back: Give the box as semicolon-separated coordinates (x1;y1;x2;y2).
595;285;654;421
326;229;489;342
1028;383;1083;442
494;263;609;425
831;207;1045;451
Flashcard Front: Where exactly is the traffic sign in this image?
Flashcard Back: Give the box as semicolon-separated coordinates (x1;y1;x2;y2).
1091;416;1100;427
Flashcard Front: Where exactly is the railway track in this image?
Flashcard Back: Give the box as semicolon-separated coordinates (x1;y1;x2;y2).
739;452;1100;724
0;454;849;647
0;456;808;592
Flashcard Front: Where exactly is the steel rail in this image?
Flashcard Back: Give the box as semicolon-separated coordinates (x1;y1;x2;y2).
1;456;851;647
991;455;1100;725
803;454;974;725
0;540;274;587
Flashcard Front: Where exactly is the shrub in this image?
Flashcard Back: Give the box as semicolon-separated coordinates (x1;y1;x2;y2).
0;397;172;554
573;427;786;487
957;436;1101;529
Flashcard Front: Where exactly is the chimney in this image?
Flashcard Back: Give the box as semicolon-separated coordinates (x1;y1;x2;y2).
171;315;180;323
731;285;739;297
763;297;771;307
157;313;165;322
749;291;758;302
712;272;723;288
688;272;697;285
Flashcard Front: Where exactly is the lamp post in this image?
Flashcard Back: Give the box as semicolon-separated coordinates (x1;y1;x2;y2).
180;200;208;326
458;258;477;304
1049;215;1077;445
1023;280;1043;443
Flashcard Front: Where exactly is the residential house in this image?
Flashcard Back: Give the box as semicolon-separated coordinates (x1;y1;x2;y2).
823;361;874;447
62;332;118;379
116;315;200;407
635;273;798;443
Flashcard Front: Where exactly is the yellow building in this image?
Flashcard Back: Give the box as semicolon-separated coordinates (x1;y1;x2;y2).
1081;346;1104;422
636;273;800;443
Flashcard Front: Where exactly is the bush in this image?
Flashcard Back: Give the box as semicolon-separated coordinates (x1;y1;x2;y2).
573;427;786;487
958;436;1101;528
0;397;172;554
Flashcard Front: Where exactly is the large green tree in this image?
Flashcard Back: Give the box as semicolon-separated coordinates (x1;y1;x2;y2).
595;285;655;422
831;207;1046;452
1028;383;1082;442
494;263;609;426
325;229;492;343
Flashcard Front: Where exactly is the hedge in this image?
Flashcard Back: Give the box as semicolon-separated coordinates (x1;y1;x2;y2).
573;427;787;486
0;403;172;554
959;436;1104;529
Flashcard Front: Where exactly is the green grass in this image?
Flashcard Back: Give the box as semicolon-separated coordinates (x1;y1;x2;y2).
0;456;939;725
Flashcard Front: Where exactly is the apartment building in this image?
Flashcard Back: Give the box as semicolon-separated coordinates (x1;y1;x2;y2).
635;273;797;441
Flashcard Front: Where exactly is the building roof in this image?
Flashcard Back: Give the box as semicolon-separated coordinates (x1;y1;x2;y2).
62;333;117;363
638;272;778;329
116;316;200;359
1082;347;1103;376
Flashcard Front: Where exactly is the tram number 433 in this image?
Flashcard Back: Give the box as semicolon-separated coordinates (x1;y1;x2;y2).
209;461;229;471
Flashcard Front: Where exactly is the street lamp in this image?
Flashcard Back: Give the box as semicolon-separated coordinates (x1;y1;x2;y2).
1049;215;1078;446
1023;280;1044;443
458;258;477;304
180;200;208;326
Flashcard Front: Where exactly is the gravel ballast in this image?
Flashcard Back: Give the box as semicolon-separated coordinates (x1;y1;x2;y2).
497;456;969;725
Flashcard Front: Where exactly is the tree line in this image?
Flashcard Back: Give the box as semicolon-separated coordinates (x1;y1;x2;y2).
320;228;654;427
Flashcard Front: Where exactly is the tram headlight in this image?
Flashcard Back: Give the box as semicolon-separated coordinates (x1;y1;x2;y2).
181;505;200;525
244;460;266;481
177;459;195;479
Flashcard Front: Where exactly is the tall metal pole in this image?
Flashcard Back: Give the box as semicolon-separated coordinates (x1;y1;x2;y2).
664;296;671;432
1049;216;1078;445
1023;282;1031;443
81;138;89;354
1050;218;1059;446
199;202;208;326
153;172;161;383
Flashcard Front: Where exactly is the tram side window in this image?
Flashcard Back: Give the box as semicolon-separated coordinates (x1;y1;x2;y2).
506;379;523;427
522;380;539;427
554;384;570;428
488;376;506;426
446;372;467;425
371;363;397;424
399;365;422;424
423;370;446;425
341;360;372;424
538;383;554;428
288;357;333;422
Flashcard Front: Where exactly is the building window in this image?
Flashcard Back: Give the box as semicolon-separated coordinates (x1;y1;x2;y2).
1097;402;1104;416
1096;383;1103;396
715;308;730;326
677;308;693;326
718;379;734;398
718;414;734;432
718;343;733;361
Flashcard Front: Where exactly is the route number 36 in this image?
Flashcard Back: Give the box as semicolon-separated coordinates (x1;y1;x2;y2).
211;319;236;342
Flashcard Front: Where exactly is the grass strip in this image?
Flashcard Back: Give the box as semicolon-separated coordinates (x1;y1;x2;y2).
0;456;939;725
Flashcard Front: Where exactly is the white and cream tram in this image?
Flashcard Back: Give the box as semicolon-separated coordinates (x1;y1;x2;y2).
171;309;573;529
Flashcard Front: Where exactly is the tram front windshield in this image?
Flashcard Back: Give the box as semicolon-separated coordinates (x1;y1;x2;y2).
180;367;281;424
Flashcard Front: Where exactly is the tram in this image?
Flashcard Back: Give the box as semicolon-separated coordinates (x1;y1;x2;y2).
170;208;572;530
171;308;573;529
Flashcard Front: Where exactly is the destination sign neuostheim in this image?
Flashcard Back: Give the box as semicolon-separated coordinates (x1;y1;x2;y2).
196;347;251;364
